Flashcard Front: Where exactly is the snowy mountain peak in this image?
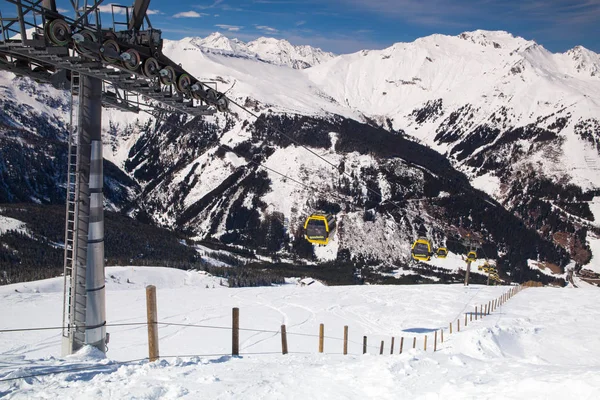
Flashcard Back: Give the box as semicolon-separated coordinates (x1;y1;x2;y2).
458;29;535;51
164;33;334;69
247;36;335;69
188;32;248;54
566;45;600;77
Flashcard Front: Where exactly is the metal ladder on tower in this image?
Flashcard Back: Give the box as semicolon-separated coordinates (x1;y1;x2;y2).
62;71;89;353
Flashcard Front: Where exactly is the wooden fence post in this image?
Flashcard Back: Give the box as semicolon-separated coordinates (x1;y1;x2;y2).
450;322;453;334
480;305;483;319
441;329;444;343
488;301;491;315
390;337;395;354
465;313;468;327
319;323;324;353
424;335;427;351
363;336;367;354
475;306;478;320
399;337;404;354
146;285;159;362
434;330;437;352
413;337;416;349
281;324;288;355
343;326;348;355
457;319;460;332
380;341;384;355
232;307;240;356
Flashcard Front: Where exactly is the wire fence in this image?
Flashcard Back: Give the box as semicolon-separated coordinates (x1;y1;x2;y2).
0;284;526;383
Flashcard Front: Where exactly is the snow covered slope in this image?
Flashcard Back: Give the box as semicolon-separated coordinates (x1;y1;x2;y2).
306;30;600;190
1;268;599;398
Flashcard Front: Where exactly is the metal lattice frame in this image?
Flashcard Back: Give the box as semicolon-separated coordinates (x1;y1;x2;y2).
0;0;230;355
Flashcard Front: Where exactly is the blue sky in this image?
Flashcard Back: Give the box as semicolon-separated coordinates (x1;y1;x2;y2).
2;0;599;53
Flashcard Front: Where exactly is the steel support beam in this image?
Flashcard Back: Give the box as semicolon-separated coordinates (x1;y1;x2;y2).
81;74;106;353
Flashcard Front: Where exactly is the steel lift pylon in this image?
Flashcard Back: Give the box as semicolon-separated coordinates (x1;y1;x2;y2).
0;0;230;356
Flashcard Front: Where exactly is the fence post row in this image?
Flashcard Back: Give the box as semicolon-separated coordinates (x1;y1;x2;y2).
146;285;159;362
143;284;529;361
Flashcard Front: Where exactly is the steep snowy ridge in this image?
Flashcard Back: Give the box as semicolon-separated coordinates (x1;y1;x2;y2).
162;32;335;69
566;45;600;77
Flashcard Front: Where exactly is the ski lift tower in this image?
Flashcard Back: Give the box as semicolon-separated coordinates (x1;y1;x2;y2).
0;0;229;356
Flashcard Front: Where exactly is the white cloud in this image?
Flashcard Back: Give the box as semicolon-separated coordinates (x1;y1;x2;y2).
196;0;225;9
57;8;70;13
173;11;204;18
97;4;160;16
256;25;279;33
296;20;306;26
215;24;243;32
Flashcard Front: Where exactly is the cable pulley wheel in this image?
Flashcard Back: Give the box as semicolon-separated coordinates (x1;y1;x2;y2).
159;66;176;85
122;49;141;71
216;96;229;112
74;30;96;55
205;88;218;102
176;74;192;93
100;39;120;64
143;57;160;78
46;19;71;46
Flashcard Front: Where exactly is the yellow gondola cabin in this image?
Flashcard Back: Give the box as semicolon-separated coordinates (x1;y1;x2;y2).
411;237;432;261
304;213;336;245
435;247;448;259
466;251;477;263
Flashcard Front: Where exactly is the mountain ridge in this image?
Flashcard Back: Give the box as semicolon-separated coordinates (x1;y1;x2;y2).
1;29;599;285
163;32;336;69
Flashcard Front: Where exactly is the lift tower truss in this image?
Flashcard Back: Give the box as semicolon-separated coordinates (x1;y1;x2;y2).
0;0;230;356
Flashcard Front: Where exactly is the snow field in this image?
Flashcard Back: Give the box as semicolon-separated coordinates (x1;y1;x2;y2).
3;268;599;398
1;268;509;362
0;216;27;236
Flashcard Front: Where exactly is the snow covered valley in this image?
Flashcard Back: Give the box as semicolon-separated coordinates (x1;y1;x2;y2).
1;267;599;399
